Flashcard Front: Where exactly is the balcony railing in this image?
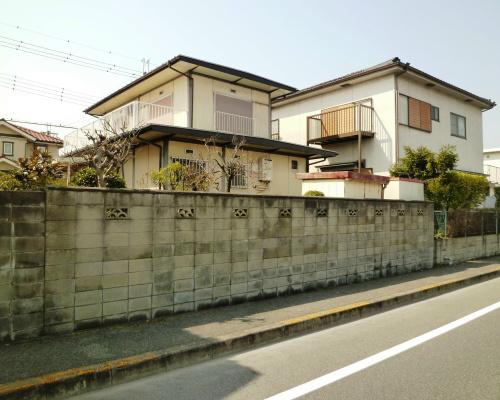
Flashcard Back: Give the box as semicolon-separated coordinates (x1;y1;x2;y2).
215;111;254;136
484;164;500;184
307;104;374;144
62;101;186;155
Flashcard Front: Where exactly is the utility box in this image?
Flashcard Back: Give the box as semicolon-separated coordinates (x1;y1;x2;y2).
258;158;273;182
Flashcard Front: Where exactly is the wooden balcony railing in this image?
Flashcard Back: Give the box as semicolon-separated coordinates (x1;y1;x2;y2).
307;104;374;144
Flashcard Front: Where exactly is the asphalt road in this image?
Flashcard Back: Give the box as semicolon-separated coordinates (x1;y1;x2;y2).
70;278;500;400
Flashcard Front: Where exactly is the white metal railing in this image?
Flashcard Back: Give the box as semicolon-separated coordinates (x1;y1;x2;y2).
484;164;500;184
61;101;185;155
215;111;254;136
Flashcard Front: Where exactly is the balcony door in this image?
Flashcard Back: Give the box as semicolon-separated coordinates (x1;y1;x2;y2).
215;93;253;136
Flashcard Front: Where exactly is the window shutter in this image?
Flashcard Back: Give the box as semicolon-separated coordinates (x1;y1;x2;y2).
408;98;421;129
408;98;432;132
419;101;432;132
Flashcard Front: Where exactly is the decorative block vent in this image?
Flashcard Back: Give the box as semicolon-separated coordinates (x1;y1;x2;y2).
417;209;424;216
316;208;328;217
397;209;406;216
177;208;195;218
233;208;248;218
105;208;128;220
347;209;358;217
279;208;292;217
375;208;384;216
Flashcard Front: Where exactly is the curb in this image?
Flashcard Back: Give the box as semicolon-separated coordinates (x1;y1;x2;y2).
2;266;500;399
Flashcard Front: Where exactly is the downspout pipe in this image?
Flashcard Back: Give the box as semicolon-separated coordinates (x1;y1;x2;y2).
394;62;410;163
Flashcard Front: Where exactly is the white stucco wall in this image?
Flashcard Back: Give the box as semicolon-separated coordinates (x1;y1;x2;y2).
122;140;304;195
301;179;383;199
272;74;396;174
384;179;424;201
192;75;270;138
398;75;484;174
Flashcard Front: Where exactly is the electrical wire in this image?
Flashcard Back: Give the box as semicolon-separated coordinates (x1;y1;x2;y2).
0;81;91;106
0;34;141;78
0;20;145;64
0;73;98;102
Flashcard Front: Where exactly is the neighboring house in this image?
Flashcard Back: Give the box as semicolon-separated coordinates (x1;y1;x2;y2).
63;55;336;195
483;148;500;207
0;119;63;171
271;57;496;175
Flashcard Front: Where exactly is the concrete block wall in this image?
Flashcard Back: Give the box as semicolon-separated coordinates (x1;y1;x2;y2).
434;234;500;265
41;188;434;335
1;187;435;340
0;192;45;341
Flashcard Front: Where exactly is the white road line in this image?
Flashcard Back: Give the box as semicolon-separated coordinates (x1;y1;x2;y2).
264;300;500;400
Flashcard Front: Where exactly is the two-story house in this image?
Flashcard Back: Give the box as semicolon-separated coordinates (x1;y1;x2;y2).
271;57;495;175
64;55;336;195
0;119;63;171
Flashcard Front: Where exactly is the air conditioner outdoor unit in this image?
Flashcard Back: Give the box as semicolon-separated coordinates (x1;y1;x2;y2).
258;158;273;182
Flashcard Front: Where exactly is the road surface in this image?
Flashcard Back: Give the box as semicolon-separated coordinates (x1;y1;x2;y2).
71;277;500;400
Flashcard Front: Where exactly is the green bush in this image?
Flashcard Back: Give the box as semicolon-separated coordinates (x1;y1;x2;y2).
0;171;24;191
304;190;325;197
426;171;489;210
71;167;126;188
151;162;211;191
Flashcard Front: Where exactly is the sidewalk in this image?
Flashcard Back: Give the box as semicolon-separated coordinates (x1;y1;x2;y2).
1;257;500;399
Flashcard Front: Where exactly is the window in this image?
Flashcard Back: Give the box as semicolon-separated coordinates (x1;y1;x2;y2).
170;157;207;173
36;145;47;152
398;94;409;125
2;142;13;156
451;113;466;138
431;106;440;122
398;94;432;132
271;119;280;140
230;165;247;188
291;160;298;170
215;94;253;136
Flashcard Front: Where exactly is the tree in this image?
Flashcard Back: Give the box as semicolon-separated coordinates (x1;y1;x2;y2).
14;149;63;189
77;120;137;188
151;162;212;191
426;171;489;210
204;135;249;193
390;145;488;210
390;145;457;180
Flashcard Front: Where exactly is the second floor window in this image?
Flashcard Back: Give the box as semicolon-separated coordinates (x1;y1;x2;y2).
398;94;432;132
431;106;440;122
451;113;466;138
271;119;280;140
215;94;253;136
2;142;13;156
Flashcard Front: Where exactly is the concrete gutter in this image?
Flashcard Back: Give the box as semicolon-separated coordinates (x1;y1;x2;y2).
2;266;500;400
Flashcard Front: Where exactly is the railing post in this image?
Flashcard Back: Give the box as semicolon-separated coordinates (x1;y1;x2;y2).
357;104;362;172
133;101;139;128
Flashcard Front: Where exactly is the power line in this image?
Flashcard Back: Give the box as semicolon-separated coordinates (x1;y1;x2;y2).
0;20;146;65
0;73;99;102
0;80;91;106
0;34;142;78
4;118;77;130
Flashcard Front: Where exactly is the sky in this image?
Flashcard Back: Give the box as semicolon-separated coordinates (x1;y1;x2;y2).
1;0;500;147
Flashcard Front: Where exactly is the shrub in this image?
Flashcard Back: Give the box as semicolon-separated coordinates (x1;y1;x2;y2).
0;171;24;191
14;149;62;189
151;162;211;191
304;190;325;197
71;167;126;188
426;171;489;210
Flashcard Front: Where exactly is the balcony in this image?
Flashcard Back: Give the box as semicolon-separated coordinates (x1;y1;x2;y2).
484;164;500;185
215;110;254;136
62;101;187;155
307;104;375;144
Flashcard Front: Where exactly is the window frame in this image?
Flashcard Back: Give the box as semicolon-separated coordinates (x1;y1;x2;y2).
398;94;409;126
450;112;466;139
271;119;280;141
291;159;298;170
2;141;14;156
431;105;440;122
